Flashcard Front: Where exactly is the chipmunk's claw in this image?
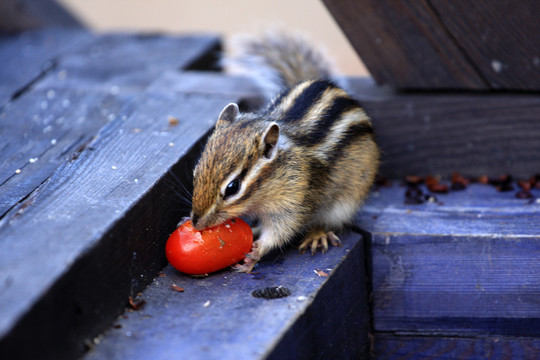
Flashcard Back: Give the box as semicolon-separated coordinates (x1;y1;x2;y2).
299;230;341;255
232;242;260;273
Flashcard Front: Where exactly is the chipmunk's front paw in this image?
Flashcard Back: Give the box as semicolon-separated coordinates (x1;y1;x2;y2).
232;241;260;273
299;229;341;255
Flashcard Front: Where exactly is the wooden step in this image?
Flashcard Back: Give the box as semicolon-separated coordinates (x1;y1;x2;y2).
358;182;540;336
324;0;540;91
0;29;225;360
83;231;370;360
2;27;540;360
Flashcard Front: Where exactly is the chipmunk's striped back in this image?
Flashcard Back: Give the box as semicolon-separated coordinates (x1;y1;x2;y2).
263;79;374;165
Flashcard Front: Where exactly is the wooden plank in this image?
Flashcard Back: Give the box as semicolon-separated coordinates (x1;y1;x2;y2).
0;0;82;31
374;334;540;360
428;0;540;91
45;32;221;90
322;0;488;90
0;29;220;107
0;0;81;32
0;87;135;216
83;231;369;360
0;32;220;218
0;71;267;359
0;82;231;359
348;77;540;179
356;183;540;336
0;28;92;106
324;0;540;90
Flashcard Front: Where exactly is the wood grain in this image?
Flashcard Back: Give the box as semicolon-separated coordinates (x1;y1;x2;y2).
429;0;540;91
356;183;540;336
323;0;540;90
83;231;369;360
0;28;91;106
348;77;540;179
323;0;488;90
374;334;540;360
0;30;227;359
0;81;231;360
0;31;219;217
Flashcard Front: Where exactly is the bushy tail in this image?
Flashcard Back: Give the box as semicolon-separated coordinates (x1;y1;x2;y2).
226;31;336;95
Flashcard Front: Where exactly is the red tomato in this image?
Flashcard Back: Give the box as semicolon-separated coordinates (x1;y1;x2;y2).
166;218;253;275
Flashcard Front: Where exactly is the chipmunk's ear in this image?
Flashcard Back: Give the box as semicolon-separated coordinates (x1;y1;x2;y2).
216;103;239;127
261;122;279;160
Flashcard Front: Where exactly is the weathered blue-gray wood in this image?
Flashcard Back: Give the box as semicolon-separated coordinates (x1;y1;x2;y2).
0;31;234;359
84;231;369;360
374;334;540;360
356;183;540;336
0;30;220;217
348;77;540;179
0;0;82;32
0;80;230;360
0;28;91;106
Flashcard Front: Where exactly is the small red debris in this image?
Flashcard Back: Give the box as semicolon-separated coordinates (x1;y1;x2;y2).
168;116;180;126
425;175;449;193
128;296;146;311
451;172;469;190
171;284;185;292
314;269;329;277
477;175;489;184
404;175;423;186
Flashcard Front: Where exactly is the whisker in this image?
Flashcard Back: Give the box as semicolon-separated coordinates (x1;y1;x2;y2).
165;170;193;202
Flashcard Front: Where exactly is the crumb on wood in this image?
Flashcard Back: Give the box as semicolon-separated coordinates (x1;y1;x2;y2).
168;116;179;126
128;296;146;311
171;284;184;292
314;269;329;277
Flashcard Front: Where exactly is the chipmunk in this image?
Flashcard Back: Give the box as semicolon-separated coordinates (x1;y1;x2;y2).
189;32;379;272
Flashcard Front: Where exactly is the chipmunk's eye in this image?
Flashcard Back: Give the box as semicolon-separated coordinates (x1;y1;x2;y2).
224;179;240;199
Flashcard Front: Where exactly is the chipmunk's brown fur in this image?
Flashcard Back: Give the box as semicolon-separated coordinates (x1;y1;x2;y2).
190;32;379;272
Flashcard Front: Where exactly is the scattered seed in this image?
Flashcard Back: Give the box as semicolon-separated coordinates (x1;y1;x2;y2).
314;269;329;277
451;172;469;190
128;296;146;311
171;284;184;292
477;175;489;184
168;116;179;126
404;175;423;186
429;183;449;193
518;180;531;192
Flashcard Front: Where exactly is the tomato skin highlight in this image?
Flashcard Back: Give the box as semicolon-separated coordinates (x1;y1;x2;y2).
166;218;253;275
